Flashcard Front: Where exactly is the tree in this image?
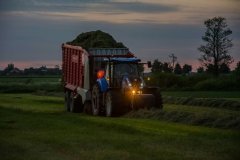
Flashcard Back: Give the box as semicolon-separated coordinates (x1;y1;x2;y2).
163;62;172;73
174;63;182;74
235;61;240;72
151;59;163;73
3;63;15;75
219;63;230;74
197;67;204;73
182;64;192;74
234;61;240;81
206;64;215;74
198;17;233;76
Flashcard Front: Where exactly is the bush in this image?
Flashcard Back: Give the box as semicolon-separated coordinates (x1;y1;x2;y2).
194;78;239;91
146;73;186;90
147;72;240;91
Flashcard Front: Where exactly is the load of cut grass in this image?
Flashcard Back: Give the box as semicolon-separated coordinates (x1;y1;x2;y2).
67;30;126;49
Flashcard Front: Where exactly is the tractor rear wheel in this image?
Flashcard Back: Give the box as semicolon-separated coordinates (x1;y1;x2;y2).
92;84;101;116
105;91;121;117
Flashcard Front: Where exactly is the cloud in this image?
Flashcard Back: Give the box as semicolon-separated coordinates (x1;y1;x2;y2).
1;0;239;25
0;0;178;13
103;2;178;13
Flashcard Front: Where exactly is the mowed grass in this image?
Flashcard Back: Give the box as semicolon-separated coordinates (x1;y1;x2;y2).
0;94;240;160
162;91;240;100
126;104;240;129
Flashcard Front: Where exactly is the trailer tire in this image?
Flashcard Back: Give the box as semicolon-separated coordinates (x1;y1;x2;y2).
105;91;121;117
69;93;83;113
64;91;70;112
83;101;92;115
91;84;101;116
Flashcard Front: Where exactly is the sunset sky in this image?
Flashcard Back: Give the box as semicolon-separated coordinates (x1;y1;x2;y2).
0;0;239;71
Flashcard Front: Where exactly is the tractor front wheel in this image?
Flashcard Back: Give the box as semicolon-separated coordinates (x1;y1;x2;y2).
105;91;121;117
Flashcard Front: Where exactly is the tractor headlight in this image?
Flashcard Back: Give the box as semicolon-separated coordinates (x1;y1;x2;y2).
132;90;136;95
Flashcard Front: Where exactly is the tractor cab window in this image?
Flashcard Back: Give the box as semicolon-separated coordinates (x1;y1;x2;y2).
112;63;139;87
114;63;139;78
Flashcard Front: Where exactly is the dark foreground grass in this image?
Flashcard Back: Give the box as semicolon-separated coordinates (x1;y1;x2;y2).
0;94;240;160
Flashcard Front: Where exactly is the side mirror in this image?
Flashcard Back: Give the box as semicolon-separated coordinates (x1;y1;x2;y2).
147;61;152;68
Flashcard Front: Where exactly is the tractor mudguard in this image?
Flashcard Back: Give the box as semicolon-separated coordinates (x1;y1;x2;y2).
97;78;109;92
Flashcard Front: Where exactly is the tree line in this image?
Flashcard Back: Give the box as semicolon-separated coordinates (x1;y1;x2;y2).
0;64;61;76
151;58;240;75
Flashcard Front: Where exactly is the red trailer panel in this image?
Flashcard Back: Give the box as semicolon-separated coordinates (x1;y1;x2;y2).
62;44;84;89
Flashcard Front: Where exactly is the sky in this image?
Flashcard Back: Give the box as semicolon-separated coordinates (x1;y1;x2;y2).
0;0;239;71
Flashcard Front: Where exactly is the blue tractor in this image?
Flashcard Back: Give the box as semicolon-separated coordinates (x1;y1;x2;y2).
91;57;163;117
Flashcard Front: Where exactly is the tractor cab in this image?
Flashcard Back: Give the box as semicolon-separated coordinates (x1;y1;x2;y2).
104;57;145;95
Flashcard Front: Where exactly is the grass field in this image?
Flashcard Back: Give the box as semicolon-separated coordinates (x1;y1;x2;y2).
0;76;62;93
0;93;239;160
0;76;61;83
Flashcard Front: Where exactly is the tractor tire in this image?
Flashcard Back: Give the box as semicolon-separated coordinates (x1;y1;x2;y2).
91;84;101;116
83;101;92;115
64;91;70;112
105;91;122;117
69;93;83;113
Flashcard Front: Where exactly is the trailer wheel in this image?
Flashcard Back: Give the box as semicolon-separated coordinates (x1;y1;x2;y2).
69;93;83;113
105;91;121;117
83;101;92;115
92;84;101;116
64;91;70;112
